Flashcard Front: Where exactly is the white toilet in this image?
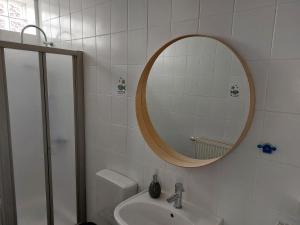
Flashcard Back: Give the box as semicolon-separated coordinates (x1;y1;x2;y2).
95;169;138;225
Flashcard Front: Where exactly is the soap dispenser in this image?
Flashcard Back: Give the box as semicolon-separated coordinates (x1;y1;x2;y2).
148;174;161;199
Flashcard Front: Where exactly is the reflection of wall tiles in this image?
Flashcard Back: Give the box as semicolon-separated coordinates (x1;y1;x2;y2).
148;40;249;150
36;0;300;224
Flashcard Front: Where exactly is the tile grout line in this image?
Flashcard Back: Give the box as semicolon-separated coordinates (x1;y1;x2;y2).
230;0;236;37
197;0;201;33
270;0;279;59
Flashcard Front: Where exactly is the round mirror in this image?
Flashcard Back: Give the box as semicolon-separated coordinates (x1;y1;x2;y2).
136;35;255;167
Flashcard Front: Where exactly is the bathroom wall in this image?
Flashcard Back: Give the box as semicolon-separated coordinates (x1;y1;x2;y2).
39;0;300;225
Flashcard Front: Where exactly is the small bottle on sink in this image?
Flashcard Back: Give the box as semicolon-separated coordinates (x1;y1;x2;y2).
148;174;161;199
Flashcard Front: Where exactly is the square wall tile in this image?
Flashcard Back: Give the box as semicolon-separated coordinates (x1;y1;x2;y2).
127;65;143;97
232;6;276;60
50;0;60;18
148;25;171;57
50;17;60;41
71;11;82;39
128;0;147;30
171;0;199;22
59;0;70;16
263;112;300;168
83;37;97;66
111;65;127;96
266;60;300;113
72;38;83;50
215;150;257;223
200;0;235;16
97;65;112;94
82;0;96;9
272;2;300;59
41;20;51;40
246;202;300;225
70;0;82;12
199;13;233;38
96;35;111;66
84;66;97;94
171;19;198;37
40;0;51;21
110;125;127;154
127;97;137;128
61;40;72;49
148;0;171;27
85;94;99;150
128;29;147;65
126;127;145;161
60;14;71;41
83;7;96;38
247;60;269;110
98;94;112;124
97;122;113;150
111;95;128;126
235;0;276;11
111;31;127;65
96;2;111;35
185;167;219;213
111;0;127;33
253;158;300;218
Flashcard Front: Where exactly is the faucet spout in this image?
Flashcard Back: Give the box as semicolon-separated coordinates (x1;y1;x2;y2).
20;25;53;47
166;193;179;203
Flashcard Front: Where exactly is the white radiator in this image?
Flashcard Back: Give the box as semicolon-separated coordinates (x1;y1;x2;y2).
190;137;233;159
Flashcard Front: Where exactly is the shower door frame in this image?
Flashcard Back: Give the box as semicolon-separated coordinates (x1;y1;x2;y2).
0;40;86;225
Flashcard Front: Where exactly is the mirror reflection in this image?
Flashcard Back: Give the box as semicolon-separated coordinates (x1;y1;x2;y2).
146;37;251;160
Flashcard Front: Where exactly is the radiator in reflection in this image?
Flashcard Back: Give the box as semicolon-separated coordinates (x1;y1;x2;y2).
190;137;233;159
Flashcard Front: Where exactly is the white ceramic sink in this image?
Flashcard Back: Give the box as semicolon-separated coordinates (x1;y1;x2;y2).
114;191;223;225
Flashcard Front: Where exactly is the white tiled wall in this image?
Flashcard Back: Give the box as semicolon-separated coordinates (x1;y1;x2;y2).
39;1;300;225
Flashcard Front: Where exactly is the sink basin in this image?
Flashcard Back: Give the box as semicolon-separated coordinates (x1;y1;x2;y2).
114;191;223;225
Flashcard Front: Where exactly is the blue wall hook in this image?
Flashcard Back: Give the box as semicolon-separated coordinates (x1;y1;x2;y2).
257;143;277;154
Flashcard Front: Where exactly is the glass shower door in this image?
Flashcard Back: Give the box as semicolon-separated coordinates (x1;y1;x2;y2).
46;53;77;225
5;49;48;225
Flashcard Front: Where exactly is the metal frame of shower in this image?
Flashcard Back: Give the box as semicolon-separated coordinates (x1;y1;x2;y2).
0;40;86;225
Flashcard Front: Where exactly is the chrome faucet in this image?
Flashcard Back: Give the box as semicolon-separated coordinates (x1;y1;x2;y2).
20;25;53;47
166;182;184;209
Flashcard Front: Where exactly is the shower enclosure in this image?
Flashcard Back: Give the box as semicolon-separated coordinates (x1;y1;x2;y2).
0;40;85;225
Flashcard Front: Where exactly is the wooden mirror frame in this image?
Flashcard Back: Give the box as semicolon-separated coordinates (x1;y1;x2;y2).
136;34;255;167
